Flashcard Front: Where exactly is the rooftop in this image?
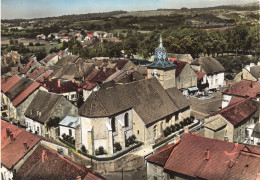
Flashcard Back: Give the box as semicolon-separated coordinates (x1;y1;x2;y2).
43;79;78;94
1;75;21;93
1;120;41;170
192;57;225;74
59;116;78;128
147;133;260;180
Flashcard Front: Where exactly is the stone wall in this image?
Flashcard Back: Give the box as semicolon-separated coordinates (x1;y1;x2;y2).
176;64;197;90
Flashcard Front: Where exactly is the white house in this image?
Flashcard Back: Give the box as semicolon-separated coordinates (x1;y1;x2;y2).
59;116;78;139
191;57;225;90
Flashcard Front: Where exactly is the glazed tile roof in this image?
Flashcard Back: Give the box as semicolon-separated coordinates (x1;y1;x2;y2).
1;75;21;93
210;98;257;126
14;145;91;180
1;120;41;170
147;133;260;180
223;80;260;98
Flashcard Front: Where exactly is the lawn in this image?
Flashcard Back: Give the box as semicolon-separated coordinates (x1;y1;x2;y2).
28;43;63;53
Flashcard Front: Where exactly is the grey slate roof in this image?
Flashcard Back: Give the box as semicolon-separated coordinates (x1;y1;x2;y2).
191;57;225;74
79;78;187;125
250;66;260;79
55;55;80;66
166;87;191;110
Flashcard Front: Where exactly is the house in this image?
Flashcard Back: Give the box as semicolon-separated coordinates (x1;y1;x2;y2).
47;33;59;39
24;90;78;139
168;53;194;64
191;57;225;90
1;120;41;180
42;78;79;104
21;56;41;75
59;36;70;42
85;33;94;41
2;51;24;77
93;31;107;38
78;78;190;155
36;34;46;40
234;62;260;82
173;60;197;95
198;98;259;143
222;80;260;108
59;116;78;139
146;37;176;89
40;53;59;66
1;77;41;126
27;66;50;80
146;133;260;180
251;123;260;146
14;145;104;180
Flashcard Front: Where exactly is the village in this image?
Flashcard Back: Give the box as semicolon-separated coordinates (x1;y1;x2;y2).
1;29;260;179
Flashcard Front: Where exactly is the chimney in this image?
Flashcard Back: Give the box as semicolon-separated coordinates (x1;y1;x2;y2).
116;66;119;72
6;128;10;137
103;67;106;73
57;80;61;88
23;142;28;151
184;126;189;133
43;83;46;87
76;176;82;180
10;133;14;142
42;150;47;163
174;135;180;143
39;111;42;117
205;149;210;160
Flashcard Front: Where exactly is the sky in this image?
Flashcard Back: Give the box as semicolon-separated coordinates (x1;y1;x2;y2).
1;0;258;19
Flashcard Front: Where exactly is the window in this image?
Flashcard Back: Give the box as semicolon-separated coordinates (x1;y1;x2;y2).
137;130;139;134
69;129;72;136
215;78;218;84
153;125;157;138
176;112;179;120
26;122;28;128
160;122;163;133
111;117;116;132
37;126;39;132
124;113;129;128
166;116;171;123
71;94;76;99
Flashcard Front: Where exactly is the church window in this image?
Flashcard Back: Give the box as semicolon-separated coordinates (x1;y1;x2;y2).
153;125;157;138
111;117;116;132
125;113;129;127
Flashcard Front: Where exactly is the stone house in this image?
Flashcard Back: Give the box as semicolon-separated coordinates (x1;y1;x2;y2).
191;57;225;90
234;63;260;82
78;78;190;156
20;56;41;76
146;37;176;89
198;98;259;143
39;53;59;66
222;80;260;108
251;123;260;146
146;133;260;180
24;90;78;140
173;60;198;95
1;77;41;126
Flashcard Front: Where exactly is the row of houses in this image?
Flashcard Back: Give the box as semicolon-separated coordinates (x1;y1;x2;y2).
1;120;104;180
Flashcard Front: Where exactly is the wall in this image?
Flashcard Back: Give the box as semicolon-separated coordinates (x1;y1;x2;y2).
206;72;225;90
62;91;78;102
59;125;75;139
147;162;170;180
222;94;232;109
25;116;42;135
176;64;197;90
46;56;59;66
1;165;13;180
83;89;92;101
147;68;176;89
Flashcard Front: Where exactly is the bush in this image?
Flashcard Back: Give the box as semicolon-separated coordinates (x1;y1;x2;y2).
190;116;195;121
175;123;181;130
35;42;41;46
180;121;185;128
29;42;34;46
126;135;137;147
114;142;122;152
81;145;87;153
170;125;176;133
96;146;105;155
163;127;172;137
62;133;66;139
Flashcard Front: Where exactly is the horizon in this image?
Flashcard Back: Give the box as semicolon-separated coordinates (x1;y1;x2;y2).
1;0;258;20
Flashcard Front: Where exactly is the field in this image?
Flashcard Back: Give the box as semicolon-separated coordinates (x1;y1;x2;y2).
1;37;49;46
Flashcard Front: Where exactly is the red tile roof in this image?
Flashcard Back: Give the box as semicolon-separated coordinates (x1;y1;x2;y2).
210;98;257;126
21;59;37;74
174;61;188;78
223;80;260;98
12;81;40;107
57;50;64;56
197;71;206;81
1;75;21;93
1;120;41;170
43;79;78;93
147;133;260;180
87;34;94;38
36;70;53;83
27;66;49;80
40;54;57;63
60;36;69;39
14;145;101;180
228;96;246;106
169;57;178;63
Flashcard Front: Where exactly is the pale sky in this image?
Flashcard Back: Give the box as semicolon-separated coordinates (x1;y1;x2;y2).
1;0;258;19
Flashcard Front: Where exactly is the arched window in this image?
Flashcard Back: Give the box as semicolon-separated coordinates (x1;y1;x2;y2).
153;125;157;138
111;117;116;132
124;113;129;128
